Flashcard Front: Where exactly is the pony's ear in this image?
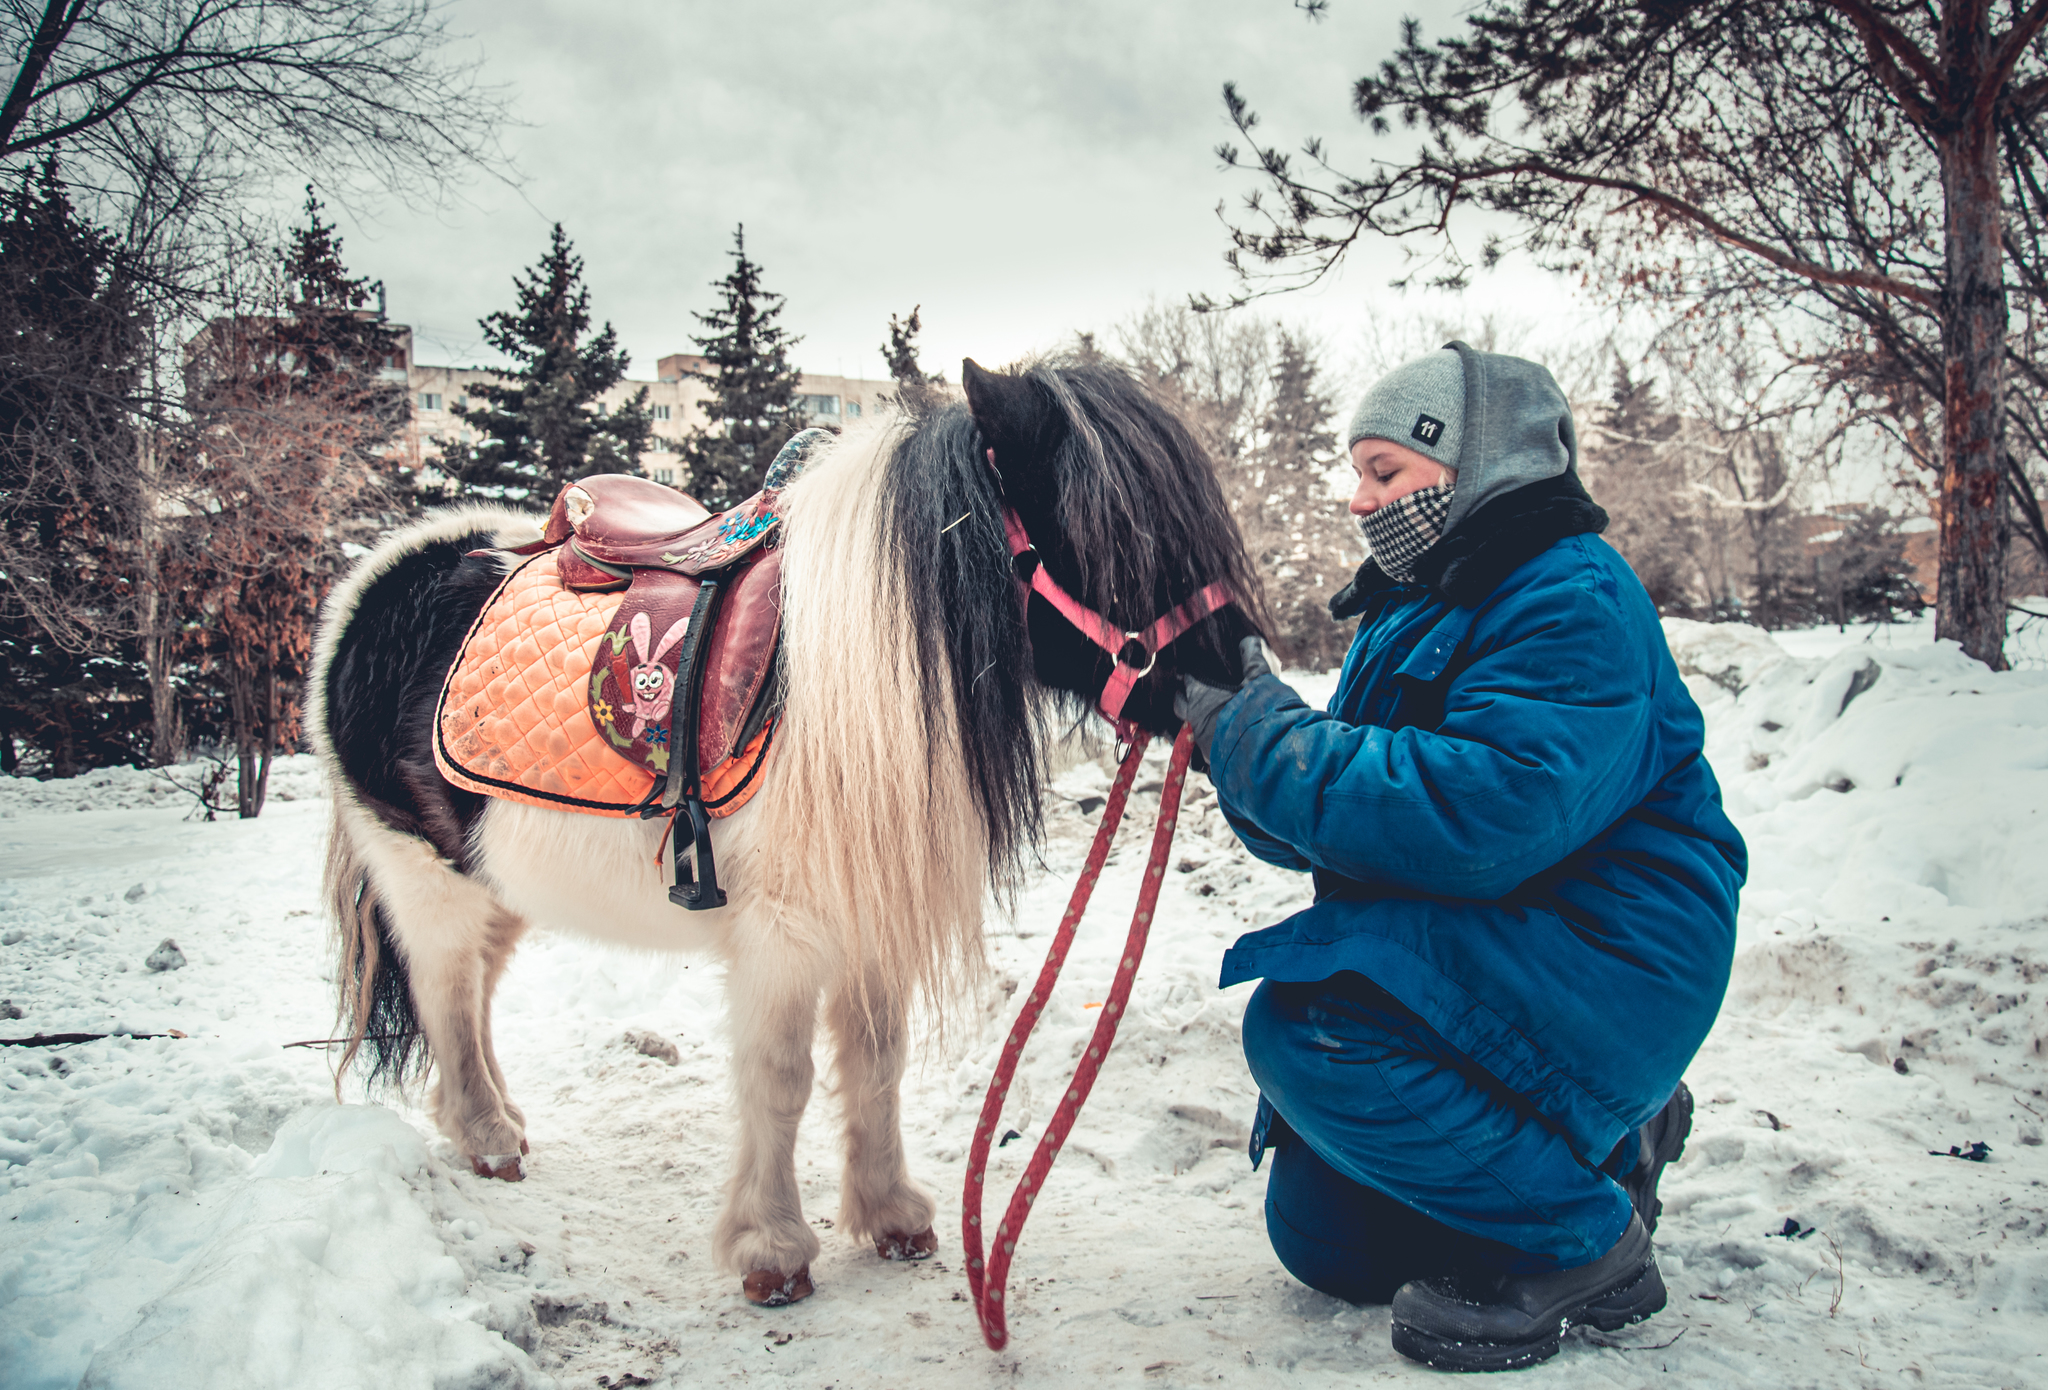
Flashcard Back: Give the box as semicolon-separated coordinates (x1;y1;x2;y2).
963;359;1064;483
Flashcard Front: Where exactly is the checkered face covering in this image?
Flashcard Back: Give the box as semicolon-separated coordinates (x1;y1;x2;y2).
1358;481;1455;583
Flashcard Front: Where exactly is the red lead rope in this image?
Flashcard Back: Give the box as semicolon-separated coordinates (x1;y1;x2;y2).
962;723;1196;1350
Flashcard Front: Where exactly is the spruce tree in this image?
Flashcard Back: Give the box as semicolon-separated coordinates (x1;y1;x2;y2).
880;304;946;410
0;159;149;776
679;226;803;510
443;224;652;503
1227;330;1357;670
1581;367;1703;617
279;187;404;388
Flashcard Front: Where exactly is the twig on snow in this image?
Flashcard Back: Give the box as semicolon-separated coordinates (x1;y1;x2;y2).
1585;1327;1688;1352
1826;1232;1846;1317
147;753;235;821
1;1030;185;1047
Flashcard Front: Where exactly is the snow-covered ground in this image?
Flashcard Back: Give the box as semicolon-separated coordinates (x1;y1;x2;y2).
3;616;2045;1389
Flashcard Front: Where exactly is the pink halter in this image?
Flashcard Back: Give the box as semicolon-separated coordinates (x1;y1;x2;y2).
988;452;1235;724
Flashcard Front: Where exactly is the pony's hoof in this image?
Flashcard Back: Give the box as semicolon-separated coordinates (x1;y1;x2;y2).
471;1152;525;1181
743;1266;814;1305
875;1227;938;1261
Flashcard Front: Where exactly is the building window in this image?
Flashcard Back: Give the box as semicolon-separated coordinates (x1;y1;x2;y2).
654;468;675;484
653;404;671;420
798;394;840;416
649;437;673;453
419;392;442;410
846;400;862;417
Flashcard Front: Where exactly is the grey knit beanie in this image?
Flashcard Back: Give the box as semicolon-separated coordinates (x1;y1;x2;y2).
1346;348;1465;469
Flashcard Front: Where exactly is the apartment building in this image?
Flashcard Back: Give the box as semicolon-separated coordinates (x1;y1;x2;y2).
391;330;894;489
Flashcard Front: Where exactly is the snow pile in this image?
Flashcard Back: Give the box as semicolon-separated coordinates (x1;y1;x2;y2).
3;635;2045;1386
8;1090;546;1390
1653;620;2048;1385
0;777;549;1390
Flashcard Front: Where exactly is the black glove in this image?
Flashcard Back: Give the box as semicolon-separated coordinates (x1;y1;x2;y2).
1174;636;1273;770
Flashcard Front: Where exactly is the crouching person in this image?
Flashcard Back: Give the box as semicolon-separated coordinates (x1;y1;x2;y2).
1177;344;1745;1372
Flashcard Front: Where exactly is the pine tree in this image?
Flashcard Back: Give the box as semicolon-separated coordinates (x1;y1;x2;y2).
442;224;652;503
880;304;946;410
679;226;803;511
278;187;405;388
1226;330;1357;670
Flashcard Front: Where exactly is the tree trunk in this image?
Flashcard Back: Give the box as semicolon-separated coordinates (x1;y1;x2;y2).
142;583;182;765
229;661;263;819
52;714;76;780
251;665;276;819
252;745;273;819
1936;7;2011;670
137;400;182;765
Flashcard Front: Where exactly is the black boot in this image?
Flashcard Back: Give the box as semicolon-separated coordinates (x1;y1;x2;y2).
1389;1212;1665;1372
1623;1081;1693;1235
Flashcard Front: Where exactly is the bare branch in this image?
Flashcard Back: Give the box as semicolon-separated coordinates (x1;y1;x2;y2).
1989;0;2048;96
1815;0;1943;124
1437;156;1938;305
0;0;511;225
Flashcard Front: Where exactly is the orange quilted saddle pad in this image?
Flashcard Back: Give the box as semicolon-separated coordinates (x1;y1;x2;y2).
434;550;766;818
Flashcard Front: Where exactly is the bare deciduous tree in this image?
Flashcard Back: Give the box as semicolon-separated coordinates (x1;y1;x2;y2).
1116;299;1273;471
1;0;507;224
1115;302;1358;668
167;195;401;814
1;0;505;775
1213;0;2048;667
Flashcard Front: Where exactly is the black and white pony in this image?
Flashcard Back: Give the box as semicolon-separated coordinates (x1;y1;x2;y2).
310;356;1264;1305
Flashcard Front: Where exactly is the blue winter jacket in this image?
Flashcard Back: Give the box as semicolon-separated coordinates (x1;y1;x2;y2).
1213;348;1745;1166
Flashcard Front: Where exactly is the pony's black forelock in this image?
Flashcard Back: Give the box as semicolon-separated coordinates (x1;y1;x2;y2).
883;355;1269;890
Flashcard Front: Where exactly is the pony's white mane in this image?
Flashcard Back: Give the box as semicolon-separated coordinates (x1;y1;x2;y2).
752;415;991;1018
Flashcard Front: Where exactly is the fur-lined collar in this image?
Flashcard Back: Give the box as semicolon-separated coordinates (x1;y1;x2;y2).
1329;472;1610;619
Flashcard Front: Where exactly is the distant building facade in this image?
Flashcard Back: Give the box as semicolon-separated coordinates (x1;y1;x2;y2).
388;330;894;490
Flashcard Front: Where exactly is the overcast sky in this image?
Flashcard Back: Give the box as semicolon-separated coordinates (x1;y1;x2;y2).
330;0;1596;392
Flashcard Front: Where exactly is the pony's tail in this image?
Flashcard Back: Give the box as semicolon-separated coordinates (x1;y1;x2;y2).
324;805;425;1090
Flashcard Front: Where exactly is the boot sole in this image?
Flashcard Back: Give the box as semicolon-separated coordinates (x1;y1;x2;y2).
1390;1260;1668;1373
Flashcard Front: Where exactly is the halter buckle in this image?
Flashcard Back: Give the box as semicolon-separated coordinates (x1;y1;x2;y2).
1117;633;1157;676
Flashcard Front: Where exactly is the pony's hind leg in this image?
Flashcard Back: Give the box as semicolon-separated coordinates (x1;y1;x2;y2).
715;934;828;1304
475;905;529;1141
354;814;531;1178
826;975;937;1261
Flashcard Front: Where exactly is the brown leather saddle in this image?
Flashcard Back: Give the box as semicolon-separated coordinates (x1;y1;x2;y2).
510;430;829;909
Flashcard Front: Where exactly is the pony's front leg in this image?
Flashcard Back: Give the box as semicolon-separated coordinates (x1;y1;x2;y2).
827;976;937;1261
715;938;827;1305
